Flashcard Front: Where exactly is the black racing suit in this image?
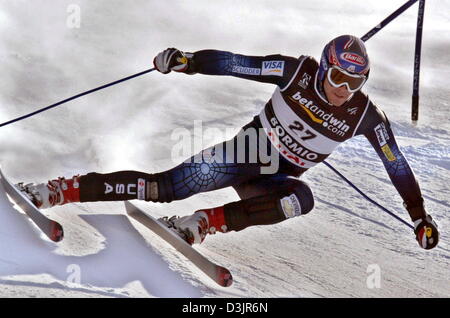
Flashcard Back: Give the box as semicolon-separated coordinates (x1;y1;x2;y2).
79;50;427;231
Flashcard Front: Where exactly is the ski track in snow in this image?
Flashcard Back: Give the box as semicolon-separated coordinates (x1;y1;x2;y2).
1;0;450;297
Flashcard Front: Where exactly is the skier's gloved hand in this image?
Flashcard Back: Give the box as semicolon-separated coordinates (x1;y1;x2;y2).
153;48;190;74
414;215;439;250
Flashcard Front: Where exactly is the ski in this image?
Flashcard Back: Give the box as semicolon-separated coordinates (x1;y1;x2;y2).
124;201;233;287
0;167;64;242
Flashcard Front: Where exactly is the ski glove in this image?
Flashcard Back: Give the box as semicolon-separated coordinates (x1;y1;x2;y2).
414;215;439;250
153;48;190;74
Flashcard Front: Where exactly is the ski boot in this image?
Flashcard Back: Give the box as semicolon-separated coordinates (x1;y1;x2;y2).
16;176;80;209
159;207;228;245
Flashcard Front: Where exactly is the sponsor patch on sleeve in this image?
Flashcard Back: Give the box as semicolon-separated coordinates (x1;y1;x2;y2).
374;123;390;146
262;60;285;77
232;65;261;76
381;144;397;161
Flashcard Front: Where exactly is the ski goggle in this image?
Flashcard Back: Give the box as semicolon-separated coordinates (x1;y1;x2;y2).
327;66;367;93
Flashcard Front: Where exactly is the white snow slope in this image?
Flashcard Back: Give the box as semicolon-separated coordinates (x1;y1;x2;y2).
0;0;449;297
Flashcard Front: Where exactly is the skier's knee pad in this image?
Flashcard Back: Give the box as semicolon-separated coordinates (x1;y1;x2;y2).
224;193;286;232
288;180;314;216
79;171;174;203
223;180;314;232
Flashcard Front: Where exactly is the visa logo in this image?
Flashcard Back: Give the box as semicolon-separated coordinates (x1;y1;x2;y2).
263;61;283;69
262;60;284;77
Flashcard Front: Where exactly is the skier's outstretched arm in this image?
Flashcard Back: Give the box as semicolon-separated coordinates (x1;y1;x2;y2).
153;48;300;87
357;104;439;249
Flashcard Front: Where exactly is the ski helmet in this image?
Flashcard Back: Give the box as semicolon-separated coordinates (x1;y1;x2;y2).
318;35;370;87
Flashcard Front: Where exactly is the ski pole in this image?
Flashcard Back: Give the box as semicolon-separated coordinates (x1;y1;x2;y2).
0;68;156;128
361;0;419;41
322;160;414;230
411;0;426;121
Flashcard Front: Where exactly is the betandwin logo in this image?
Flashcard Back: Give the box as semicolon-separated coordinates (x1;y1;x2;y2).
290;91;350;137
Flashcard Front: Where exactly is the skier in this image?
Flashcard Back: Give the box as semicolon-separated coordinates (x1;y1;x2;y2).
20;35;438;249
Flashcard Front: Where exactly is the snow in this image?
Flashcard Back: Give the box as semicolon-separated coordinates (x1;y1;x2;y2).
0;188;202;297
0;0;449;297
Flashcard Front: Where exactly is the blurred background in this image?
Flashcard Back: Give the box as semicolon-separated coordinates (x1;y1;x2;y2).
1;0;448;182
